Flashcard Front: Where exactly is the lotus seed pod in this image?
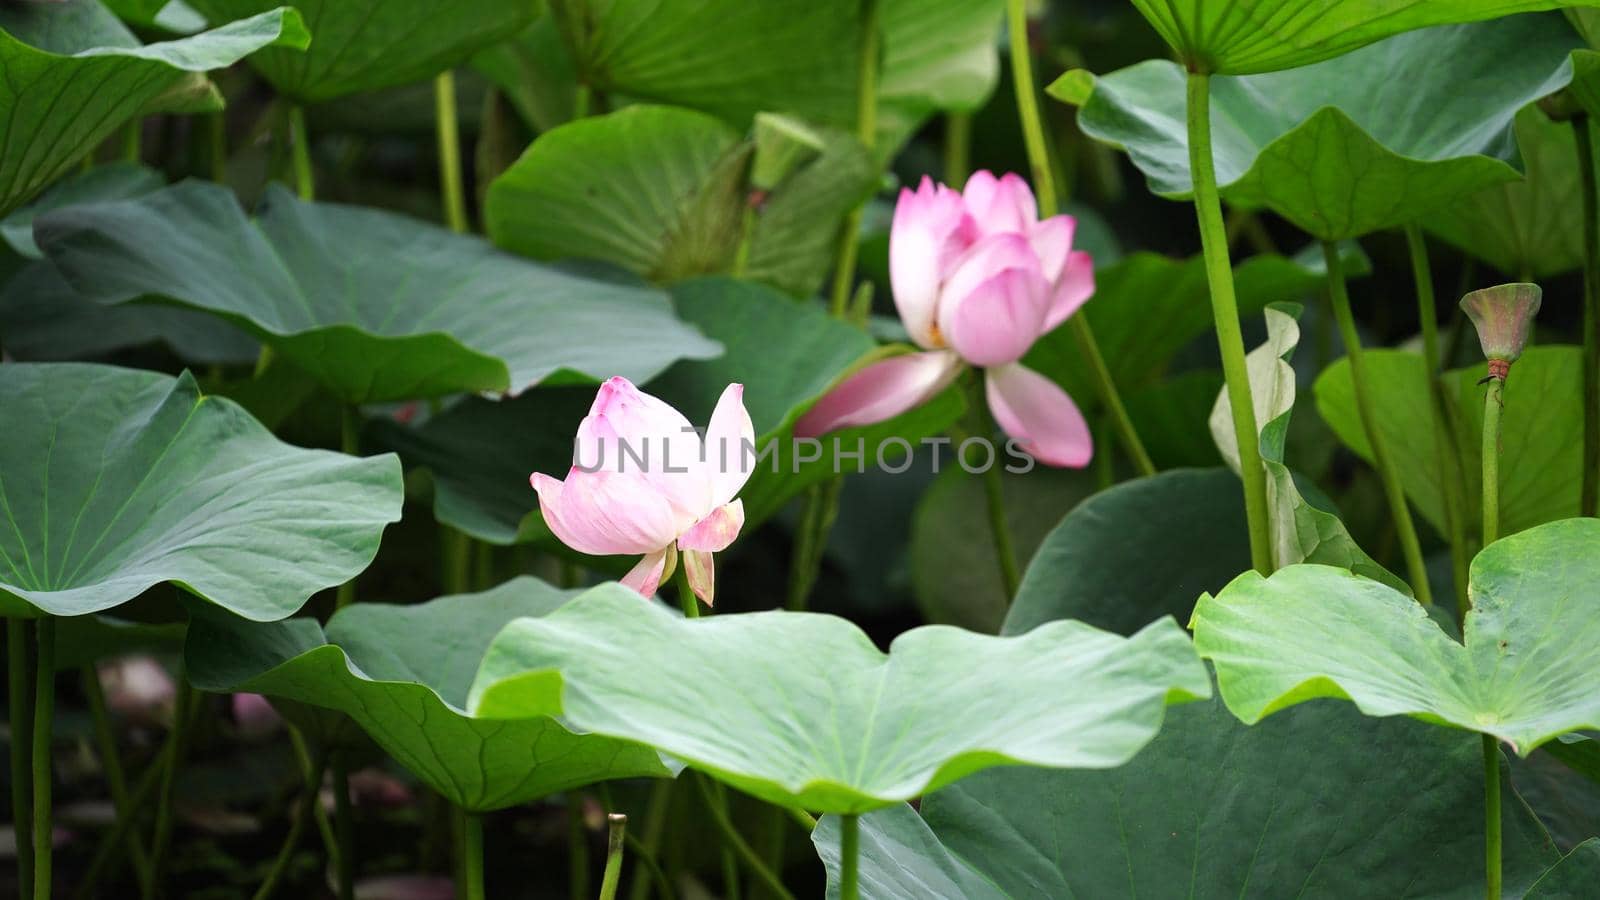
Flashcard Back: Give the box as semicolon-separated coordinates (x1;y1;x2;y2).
1460;282;1541;376
750;113;825;193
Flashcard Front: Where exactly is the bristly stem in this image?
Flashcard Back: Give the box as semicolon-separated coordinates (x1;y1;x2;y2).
1405;225;1472;618
1483;734;1503;900
458;810;485;900
1573;116;1600;518
1482;376;1504;547
82;666;152;885
31;618;55;900
1187;71;1273;574
8;618;34;898
288;105;314;201
435;71;470;234
1324;239;1433;605
599;814;627;900
1007;0;1154;478
251;749;329;900
828;0;881;318
838;814;860;900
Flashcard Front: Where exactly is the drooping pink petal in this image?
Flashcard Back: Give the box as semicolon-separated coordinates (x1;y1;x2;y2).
962;171;1038;237
531;469;684;556
985;363;1093;468
678;500;744;553
1030;215;1077;283
1043;250;1095;332
620;545;676;598
702;384;756;510
939;266;1052;367
681;548;716;607
890;178;974;349
793;350;964;437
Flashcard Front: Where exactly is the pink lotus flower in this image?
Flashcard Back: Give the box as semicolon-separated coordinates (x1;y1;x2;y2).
796;171;1094;467
531;377;755;606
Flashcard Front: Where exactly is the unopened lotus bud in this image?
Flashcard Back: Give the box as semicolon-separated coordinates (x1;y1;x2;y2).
750;113;825;196
1461;283;1541;379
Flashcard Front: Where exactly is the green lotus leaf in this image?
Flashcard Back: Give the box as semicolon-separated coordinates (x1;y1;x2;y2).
369;277;964;545
812;694;1560;898
485;105;877;298
31;180;720;403
1055;16;1581;240
185;577;675;811
1192;518;1600;754
1024;243;1368;405
543;0;1001;150
0;363;402;621
1128;0;1592;74
1313;346;1583;539
1528;839;1600;896
0;163;164;259
1426;108;1586;279
183;0;534;101
0;0;307;217
469;586;1209;815
1209;305;1407;590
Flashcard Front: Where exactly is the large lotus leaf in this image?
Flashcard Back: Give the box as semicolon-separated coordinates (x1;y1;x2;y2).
369;277;964;545
0;363;401;621
1426;107;1586;280
1314;346;1582;540
183;0;533;101
1024;243;1367;405
184;578;675;811
470;586;1209;814
1209;305;1406;591
1128;0;1595;75
469;15;575;133
1005;468;1254;638
548;0;1001;150
0;162;163;259
812;693;1560;899
1193;517;1600;755
1055;16;1582;240
32;180;720;404
0;0;307;217
1528;839;1600;896
484;105;877;298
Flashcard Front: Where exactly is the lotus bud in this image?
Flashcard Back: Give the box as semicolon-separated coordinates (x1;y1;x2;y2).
1460;283;1541;380
749;113;825;197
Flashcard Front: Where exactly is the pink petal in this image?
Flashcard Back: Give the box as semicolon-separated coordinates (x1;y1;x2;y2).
531;469;683;556
703;384;756;509
962;171;1038;236
231;693;282;740
793;350;964;437
985;363;1093;468
940;267;1051;367
620;545;676;598
937;232;1044;327
577;377;707;521
1030;215;1077;283
891;178;975;349
681;548;716;607
1044;250;1095;332
678;500;744;553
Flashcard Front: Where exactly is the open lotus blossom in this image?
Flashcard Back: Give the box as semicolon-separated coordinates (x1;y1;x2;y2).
796;171;1095;467
531;377;755;606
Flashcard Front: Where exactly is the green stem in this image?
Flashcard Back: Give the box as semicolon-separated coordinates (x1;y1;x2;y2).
1574;116;1600;518
1482;377;1504;546
435;71;470;234
31;618;55;900
209;113;227;183
626;780;672;900
599;814;627;900
251;750;329;900
838;814;859;900
1323;240;1433;604
458;809;484;900
943;111;971;186
757;807;789;900
1188;72;1273;574
82;666;152;885
288;105;314;201
674;556;701;618
1405;225;1472;618
332;759;356;900
733;203;758;277
72;739;171;900
974;417;1020;600
569;794;591;900
123;119;141;164
336;405;360;610
693;777;795;900
8;618;33;899
1007;0;1154;478
1483;734;1502;900
144;683;197;898
622;832;673;900
785;480;843;612
828;0;881;318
